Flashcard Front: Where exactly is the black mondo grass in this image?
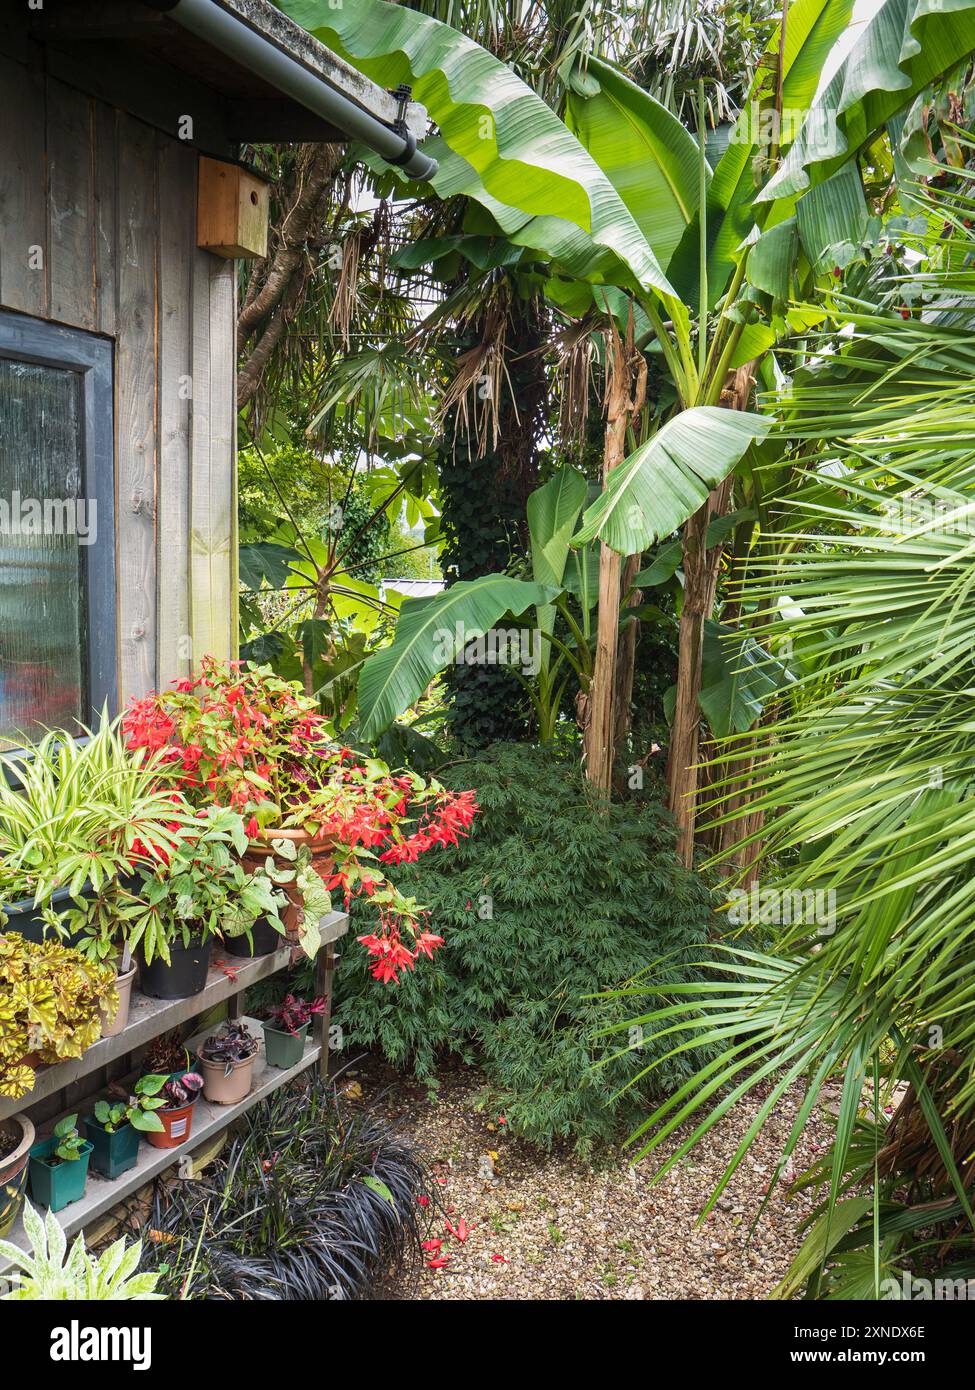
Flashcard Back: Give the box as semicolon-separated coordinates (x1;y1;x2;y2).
152;1080;430;1300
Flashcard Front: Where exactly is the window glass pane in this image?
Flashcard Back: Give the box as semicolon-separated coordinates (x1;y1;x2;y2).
0;359;86;747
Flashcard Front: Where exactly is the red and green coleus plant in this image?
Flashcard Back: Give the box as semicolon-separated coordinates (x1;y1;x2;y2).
264;993;326;1036
123;657;478;982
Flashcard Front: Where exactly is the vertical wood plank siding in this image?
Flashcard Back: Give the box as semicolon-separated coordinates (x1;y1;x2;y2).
0;56;236;706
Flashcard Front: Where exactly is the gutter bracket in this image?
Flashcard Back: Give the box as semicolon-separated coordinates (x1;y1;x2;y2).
386;83;418;170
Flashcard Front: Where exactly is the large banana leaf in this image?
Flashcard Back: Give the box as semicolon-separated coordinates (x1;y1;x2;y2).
280;0;673;298
564;55;706;270
357;575;558;740
572;407;770;554
762;0;975;204
665;0;855;305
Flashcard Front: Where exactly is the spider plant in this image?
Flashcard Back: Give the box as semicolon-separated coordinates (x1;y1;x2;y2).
0;715;194;936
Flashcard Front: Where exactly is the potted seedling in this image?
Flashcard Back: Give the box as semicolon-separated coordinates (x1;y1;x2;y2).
28;1115;93;1213
198;1021;259;1105
123;808;289;999
141;1030;193;1081
262;994;326;1070
83;1076;171;1178
142;1072;204;1150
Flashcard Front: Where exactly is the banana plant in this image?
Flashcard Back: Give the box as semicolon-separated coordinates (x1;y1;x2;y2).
286;0;975;832
356;464;643;743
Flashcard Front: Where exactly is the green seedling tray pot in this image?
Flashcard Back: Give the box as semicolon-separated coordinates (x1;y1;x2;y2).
83;1116;141;1179
28;1137;93;1212
263;1020;309;1069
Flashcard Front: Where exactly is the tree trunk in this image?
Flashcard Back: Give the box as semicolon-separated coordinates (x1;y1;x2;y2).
613;553;642;754
237;143;344;413
667;363;756;865
584;319;646;794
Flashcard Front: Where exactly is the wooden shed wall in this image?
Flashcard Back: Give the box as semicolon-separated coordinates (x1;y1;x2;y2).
0;37;236;706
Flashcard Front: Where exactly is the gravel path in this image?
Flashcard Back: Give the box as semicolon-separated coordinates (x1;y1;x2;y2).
346;1060;835;1301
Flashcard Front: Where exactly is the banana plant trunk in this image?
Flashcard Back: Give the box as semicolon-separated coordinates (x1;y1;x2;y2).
584;322;646;795
667;479;732;864
613;553;643;752
667;364;755;866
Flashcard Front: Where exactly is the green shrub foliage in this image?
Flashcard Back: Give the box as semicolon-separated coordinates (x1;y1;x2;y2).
335;743;718;1155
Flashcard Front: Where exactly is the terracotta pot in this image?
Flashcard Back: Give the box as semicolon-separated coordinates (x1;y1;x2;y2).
99;963;137;1038
199;1051;257;1106
241;828;335;939
144;1099;198;1149
0;1113;34;1237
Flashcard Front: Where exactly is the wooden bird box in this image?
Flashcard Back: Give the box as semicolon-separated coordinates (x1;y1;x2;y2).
197;156;269;259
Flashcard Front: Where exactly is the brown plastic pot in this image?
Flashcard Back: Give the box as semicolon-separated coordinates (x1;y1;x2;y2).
199;1051;257;1106
0;1113;35;1237
241;828;335;938
99;963;137;1038
144;1099;198;1149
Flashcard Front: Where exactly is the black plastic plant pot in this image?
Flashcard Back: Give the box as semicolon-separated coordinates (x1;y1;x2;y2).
83;1116;141;1179
262;1019;309;1069
224;916;283;958
138;939;212;1000
1;883;93;946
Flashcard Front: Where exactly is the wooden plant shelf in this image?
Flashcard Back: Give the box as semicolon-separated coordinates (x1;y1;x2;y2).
0;1016;319;1268
0;911;349;1271
0;911;349;1123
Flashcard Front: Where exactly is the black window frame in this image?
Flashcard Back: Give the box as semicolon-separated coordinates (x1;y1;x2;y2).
0;309;117;746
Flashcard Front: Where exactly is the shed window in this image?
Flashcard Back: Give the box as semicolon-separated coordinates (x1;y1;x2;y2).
0;313;116;748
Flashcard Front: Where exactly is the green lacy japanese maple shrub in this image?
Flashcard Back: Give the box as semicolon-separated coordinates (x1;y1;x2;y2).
335;743;719;1155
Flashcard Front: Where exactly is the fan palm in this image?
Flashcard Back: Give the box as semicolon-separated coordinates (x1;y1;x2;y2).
606;191;975;1295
